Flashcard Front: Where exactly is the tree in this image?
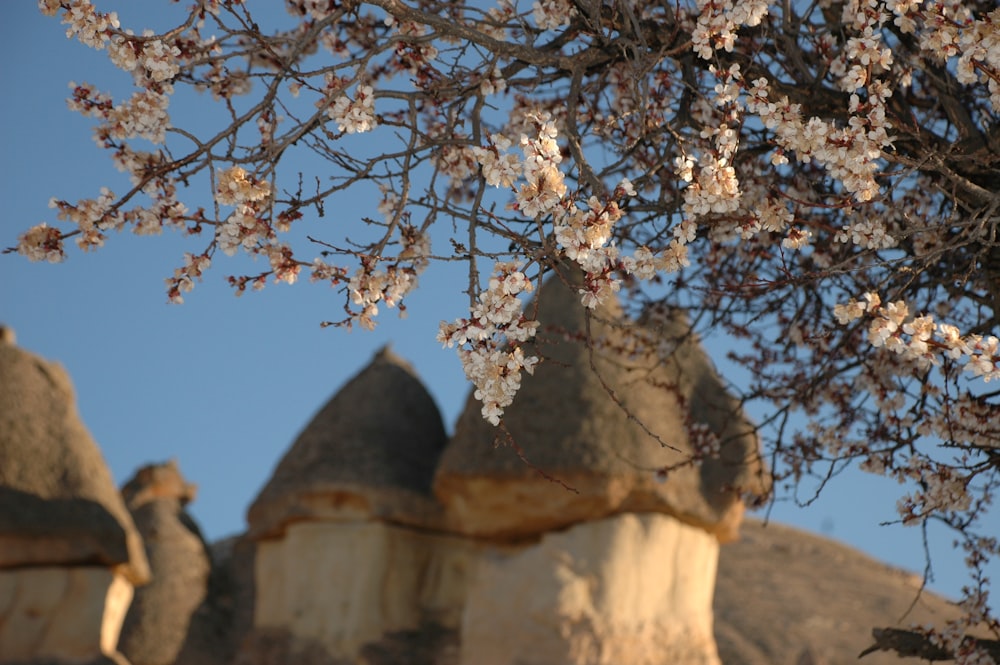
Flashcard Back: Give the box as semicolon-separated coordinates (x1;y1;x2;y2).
10;0;1000;659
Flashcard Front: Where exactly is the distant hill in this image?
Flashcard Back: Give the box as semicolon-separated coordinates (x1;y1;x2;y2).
715;519;959;665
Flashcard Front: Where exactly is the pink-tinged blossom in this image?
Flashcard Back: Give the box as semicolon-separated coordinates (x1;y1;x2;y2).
347;264;417;330
56;0;120;50
838;294;1000;382
532;0;576;31
329;85;377;134
438;262;539;425
215;167;272;207
216;204;270;256
165;252;210;304
17;223;66;263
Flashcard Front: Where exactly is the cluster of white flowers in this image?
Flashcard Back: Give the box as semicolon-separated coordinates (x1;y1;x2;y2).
108;33;181;83
216;205;272;256
129;193;188;236
215;166;273;207
829;0;895;93
531;0;577;31
692;0;770;60
479;66;507;96
554;196;623;270
473;115;569;217
265;243;301;285
165;252;211;304
310;258;344;285
474;121;681;312
834;215;898;249
347;264;416;331
517;118;569;218
44;0;120;49
106;89;172;144
111;145;159;185
438;263;540;425
45;2;182;155
473;134;521;189
886;0;1000;111
327;84;377;134
432;131;479;189
754;195;794;236
16;223;65;263
835;293;1000;381
212;168;276;257
66;81;172;146
553;180;642;308
47;187;121;251
745;77;890;203
679;150;741;217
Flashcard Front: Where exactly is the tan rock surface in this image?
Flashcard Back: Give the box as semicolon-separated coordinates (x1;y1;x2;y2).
248;347;448;539
0;567;133;664
435;269;767;541
252;521;474;663
0;334;149;585
714;519;962;665
460;512;721;665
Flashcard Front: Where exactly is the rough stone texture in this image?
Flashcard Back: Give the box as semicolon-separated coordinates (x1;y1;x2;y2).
435;270;767;542
0;567;133;664
121;460;197;510
118;462;213;665
233;628;349;665
714;519;963;665
0;333;148;665
250;521;475;664
209;534;257;662
247;347;449;539
459;513;721;665
0;336;149;585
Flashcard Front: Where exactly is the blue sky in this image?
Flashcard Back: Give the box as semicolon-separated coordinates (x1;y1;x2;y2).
2;3;993;601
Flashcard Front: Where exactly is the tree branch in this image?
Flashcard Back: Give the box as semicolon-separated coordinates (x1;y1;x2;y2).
859;628;1000;662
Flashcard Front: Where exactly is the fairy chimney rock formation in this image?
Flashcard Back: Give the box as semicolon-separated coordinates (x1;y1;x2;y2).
241;347;462;664
118;460;217;665
434;270;767;543
248;346;448;538
0;330;149;665
426;270;767;665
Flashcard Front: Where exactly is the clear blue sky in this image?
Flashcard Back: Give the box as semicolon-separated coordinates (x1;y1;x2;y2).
1;3;993;601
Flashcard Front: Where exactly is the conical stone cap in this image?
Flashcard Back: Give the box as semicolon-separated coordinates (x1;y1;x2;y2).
248;346;448;539
434;269;768;541
0;330;150;584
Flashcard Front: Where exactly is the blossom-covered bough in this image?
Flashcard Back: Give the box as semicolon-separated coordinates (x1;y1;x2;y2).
13;0;1000;658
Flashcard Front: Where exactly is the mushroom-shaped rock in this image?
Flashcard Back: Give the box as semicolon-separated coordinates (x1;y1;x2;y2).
434;270;768;542
241;348;466;664
0;331;149;664
118;460;220;665
247;347;449;539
